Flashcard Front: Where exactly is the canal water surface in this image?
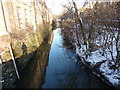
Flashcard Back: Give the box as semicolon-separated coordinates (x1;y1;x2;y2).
18;28;111;88
42;28;111;88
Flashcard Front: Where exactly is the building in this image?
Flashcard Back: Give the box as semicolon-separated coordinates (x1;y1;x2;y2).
0;0;53;53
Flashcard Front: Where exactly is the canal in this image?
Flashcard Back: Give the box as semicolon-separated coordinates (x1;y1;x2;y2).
5;28;112;88
41;28;111;88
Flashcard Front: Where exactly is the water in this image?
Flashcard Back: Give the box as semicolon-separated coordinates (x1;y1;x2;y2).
17;40;51;88
3;28;112;88
42;28;111;88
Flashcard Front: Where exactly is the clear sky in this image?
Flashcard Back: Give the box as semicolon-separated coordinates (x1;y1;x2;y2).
45;0;85;15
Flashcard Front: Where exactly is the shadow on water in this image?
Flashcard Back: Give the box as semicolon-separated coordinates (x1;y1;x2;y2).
17;41;51;88
2;38;51;88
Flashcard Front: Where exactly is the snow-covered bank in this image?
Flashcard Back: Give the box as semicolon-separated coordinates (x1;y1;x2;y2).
62;26;120;87
61;24;120;88
75;43;120;88
59;1;120;88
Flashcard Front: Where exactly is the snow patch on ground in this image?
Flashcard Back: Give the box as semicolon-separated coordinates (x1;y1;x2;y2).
75;44;120;87
86;50;106;65
100;61;120;85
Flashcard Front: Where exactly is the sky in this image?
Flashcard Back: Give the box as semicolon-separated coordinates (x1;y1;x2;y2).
45;0;85;15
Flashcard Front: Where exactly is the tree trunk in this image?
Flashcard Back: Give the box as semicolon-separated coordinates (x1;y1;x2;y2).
72;0;86;43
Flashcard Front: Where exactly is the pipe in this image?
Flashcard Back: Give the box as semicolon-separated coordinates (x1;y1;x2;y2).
8;44;20;79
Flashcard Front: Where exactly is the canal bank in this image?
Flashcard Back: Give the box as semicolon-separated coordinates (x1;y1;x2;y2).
17;39;53;88
2;28;116;88
42;28;113;88
2;27;53;88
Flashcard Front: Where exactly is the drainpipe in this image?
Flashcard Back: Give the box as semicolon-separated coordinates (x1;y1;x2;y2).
9;44;20;79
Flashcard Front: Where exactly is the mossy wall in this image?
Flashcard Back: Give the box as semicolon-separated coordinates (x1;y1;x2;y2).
2;21;54;88
1;23;52;70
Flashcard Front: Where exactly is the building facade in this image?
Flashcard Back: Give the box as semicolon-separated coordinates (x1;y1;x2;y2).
0;0;53;36
0;0;53;53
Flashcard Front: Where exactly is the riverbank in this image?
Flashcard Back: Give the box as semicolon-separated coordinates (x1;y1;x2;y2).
1;24;53;88
60;27;120;88
74;41;120;88
17;37;53;88
59;2;120;88
76;53;119;88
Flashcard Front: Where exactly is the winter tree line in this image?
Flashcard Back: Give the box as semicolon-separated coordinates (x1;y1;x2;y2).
60;1;120;69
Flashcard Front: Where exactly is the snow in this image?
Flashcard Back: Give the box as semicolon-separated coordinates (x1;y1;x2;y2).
86;50;106;65
64;22;120;87
95;25;119;31
100;61;120;85
74;38;120;86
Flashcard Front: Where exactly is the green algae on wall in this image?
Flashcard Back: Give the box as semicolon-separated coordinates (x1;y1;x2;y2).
2;25;53;88
1;23;52;65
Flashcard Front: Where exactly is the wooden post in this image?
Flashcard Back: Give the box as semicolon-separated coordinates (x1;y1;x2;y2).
8;44;20;79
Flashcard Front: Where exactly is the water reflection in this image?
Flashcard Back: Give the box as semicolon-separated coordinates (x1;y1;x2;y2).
17;41;51;88
3;28;113;88
42;28;111;88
